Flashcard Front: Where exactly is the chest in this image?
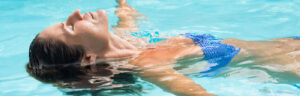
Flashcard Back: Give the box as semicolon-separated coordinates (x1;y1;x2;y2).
129;46;203;67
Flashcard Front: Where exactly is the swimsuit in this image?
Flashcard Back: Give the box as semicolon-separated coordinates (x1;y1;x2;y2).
184;33;241;73
290;36;300;39
132;32;241;74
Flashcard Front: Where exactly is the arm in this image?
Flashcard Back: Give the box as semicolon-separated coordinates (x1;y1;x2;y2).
113;0;142;33
113;1;214;95
113;0;147;47
139;67;215;96
130;47;214;96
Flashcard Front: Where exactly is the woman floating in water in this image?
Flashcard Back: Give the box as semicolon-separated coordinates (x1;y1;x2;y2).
26;0;300;96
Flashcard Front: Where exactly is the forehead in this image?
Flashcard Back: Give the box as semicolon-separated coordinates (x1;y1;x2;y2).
38;23;66;41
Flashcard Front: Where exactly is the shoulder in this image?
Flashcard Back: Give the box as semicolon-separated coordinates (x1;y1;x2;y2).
146;35;196;48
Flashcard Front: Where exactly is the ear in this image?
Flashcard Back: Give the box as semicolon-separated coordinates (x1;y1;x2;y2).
82;54;97;66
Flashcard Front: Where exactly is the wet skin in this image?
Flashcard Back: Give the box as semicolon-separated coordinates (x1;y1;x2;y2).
36;0;300;95
37;1;213;96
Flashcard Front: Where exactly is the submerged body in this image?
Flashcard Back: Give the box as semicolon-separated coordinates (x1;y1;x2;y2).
223;38;300;74
26;0;300;96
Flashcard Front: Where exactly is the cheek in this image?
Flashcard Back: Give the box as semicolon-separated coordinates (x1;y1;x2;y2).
73;21;108;43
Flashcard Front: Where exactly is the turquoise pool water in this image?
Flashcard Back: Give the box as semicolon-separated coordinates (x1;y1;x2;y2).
1;0;300;96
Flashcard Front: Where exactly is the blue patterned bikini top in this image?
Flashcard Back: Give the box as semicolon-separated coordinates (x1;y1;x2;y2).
185;33;241;73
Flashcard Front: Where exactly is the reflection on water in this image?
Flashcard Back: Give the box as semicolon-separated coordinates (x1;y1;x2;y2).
1;0;300;96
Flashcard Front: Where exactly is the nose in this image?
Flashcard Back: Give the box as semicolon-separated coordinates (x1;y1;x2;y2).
65;10;83;26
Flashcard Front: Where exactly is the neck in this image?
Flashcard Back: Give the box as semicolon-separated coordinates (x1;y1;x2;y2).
97;32;140;58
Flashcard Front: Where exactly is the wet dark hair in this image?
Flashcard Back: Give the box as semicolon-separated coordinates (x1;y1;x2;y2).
26;34;86;83
26;34;137;90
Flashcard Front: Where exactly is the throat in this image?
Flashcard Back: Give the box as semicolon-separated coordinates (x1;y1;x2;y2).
110;33;138;50
100;33;142;58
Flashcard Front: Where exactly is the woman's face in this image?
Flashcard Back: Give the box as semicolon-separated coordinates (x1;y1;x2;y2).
39;10;110;52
